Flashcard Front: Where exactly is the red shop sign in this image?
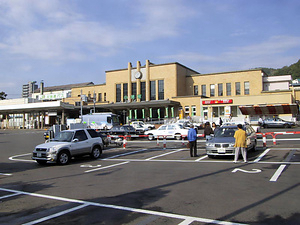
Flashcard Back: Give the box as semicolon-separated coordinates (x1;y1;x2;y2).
202;99;233;105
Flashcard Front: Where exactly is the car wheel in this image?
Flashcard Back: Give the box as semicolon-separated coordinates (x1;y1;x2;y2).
57;150;70;165
36;160;47;165
175;134;182;140
263;124;268;128
148;134;154;140
284;124;289;128
91;146;102;159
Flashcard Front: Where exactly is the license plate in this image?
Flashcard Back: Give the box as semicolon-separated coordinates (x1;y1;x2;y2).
37;153;42;157
217;148;226;153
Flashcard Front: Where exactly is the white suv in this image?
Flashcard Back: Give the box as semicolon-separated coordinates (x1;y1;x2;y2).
32;129;104;165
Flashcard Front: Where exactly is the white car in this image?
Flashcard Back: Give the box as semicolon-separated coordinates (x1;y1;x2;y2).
130;121;155;130
145;124;189;140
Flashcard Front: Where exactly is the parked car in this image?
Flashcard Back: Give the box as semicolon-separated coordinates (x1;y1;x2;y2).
130;122;149;132
262;118;295;128
32;129;104;165
176;119;192;128
145;124;189;140
130;121;155;129
222;121;261;133
97;132;110;147
108;125;144;136
206;124;257;158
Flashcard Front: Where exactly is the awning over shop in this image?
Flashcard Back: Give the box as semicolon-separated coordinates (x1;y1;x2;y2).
239;104;299;115
78;100;181;111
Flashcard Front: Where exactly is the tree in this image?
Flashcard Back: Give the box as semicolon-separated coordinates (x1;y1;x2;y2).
0;91;7;100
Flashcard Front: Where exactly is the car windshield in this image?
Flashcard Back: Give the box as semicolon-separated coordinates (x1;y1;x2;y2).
214;128;237;138
52;131;74;142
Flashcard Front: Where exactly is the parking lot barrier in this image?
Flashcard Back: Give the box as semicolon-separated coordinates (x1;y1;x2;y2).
123;136;127;149
163;136;167;149
262;133;267;147
157;137;159;146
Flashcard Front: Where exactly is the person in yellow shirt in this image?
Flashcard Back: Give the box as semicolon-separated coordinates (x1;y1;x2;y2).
233;124;247;163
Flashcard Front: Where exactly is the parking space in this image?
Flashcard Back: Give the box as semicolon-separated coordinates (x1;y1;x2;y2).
1;130;300;224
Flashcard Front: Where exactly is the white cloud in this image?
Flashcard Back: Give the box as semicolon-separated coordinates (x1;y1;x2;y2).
161;35;300;72
0;0;193;61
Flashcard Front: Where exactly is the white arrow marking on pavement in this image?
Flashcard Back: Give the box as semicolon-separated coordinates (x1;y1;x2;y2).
232;168;262;174
80;164;101;168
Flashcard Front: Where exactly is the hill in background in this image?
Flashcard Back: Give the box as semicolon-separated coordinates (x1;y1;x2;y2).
258;59;300;79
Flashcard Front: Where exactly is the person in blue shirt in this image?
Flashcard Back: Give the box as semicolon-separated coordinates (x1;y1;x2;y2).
187;124;198;157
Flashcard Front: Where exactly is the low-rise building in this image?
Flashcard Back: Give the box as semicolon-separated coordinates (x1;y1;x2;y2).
0;60;298;128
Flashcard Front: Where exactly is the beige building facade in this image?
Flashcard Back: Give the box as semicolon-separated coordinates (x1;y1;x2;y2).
63;60;298;124
0;59;298;128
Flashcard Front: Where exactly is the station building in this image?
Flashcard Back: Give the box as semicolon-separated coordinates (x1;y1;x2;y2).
0;60;299;128
64;60;298;124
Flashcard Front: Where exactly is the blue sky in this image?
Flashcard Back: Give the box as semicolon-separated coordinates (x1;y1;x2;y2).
0;0;299;98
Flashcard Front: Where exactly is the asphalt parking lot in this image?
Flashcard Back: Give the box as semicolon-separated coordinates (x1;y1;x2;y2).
1;128;300;225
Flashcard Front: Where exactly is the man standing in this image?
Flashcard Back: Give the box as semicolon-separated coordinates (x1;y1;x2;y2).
188;124;197;157
233;124;247;163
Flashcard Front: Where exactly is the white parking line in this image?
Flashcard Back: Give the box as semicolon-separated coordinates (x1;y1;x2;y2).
269;149;296;182
102;149;149;159
0;188;246;225
0;193;21;200
253;149;270;162
145;149;184;160
85;161;129;173
270;165;286;182
0;173;12;176
23;204;90;225
195;155;208;161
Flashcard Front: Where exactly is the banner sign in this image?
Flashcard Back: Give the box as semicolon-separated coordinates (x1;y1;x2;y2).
202;99;233;105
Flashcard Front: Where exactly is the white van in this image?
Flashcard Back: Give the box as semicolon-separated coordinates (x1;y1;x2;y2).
81;113;120;130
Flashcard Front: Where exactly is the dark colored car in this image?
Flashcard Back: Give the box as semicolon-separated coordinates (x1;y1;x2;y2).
262;118;295;128
108;125;143;136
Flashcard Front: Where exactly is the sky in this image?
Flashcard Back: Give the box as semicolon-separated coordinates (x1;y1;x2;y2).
0;0;300;98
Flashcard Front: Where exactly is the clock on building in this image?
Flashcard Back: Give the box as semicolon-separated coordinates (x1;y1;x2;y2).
134;71;142;79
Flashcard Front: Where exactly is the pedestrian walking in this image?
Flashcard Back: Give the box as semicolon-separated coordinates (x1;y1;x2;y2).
204;122;214;140
187;124;197;157
233;124;247;163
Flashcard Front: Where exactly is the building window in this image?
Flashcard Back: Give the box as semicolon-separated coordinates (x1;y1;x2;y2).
244;81;250;95
191;105;196;116
131;82;137;100
201;84;206;96
98;93;102;102
226;83;231;96
158;80;164;100
218;83;223;96
185;106;190;114
150;81;156;100
194;85;198;95
123;83;128;101
210;84;215;97
104;93;106;101
116;84;121;102
141;82;146;101
235;82;240;95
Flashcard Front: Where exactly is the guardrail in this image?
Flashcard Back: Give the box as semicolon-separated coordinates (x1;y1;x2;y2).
107;134;205;149
258;131;300;146
108;131;300;149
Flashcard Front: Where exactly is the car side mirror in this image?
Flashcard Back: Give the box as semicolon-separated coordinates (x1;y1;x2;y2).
72;138;79;142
